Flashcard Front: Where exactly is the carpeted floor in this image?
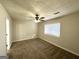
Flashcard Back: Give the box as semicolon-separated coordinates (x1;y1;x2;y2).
8;38;79;59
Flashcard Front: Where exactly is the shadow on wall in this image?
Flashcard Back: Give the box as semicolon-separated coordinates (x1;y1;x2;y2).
13;20;37;42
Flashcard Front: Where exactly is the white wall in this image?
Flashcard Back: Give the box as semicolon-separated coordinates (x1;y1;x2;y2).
38;12;79;56
13;20;37;42
0;4;13;56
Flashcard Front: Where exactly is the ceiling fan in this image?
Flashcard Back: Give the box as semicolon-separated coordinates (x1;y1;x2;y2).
34;14;45;23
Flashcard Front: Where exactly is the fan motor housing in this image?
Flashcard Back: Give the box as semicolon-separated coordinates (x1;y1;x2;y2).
35;14;39;20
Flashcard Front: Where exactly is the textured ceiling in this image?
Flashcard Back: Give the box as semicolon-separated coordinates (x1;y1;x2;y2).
0;0;79;21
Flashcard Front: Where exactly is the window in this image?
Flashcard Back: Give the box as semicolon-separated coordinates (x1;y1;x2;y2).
44;23;60;37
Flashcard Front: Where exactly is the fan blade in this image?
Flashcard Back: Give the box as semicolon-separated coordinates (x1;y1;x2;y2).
40;19;45;21
39;17;45;20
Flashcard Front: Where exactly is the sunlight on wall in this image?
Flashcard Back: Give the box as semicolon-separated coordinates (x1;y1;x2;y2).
44;23;60;37
6;18;10;50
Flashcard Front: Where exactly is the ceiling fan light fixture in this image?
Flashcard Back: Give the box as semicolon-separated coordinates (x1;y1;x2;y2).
35;14;39;20
34;19;40;23
35;16;39;20
34;14;44;23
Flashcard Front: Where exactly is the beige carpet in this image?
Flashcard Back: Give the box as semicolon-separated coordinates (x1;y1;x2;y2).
8;38;79;59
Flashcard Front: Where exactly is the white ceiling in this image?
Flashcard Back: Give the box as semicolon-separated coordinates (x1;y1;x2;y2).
0;0;79;21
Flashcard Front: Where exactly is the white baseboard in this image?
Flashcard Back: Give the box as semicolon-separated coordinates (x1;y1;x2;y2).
40;38;79;56
12;37;36;43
